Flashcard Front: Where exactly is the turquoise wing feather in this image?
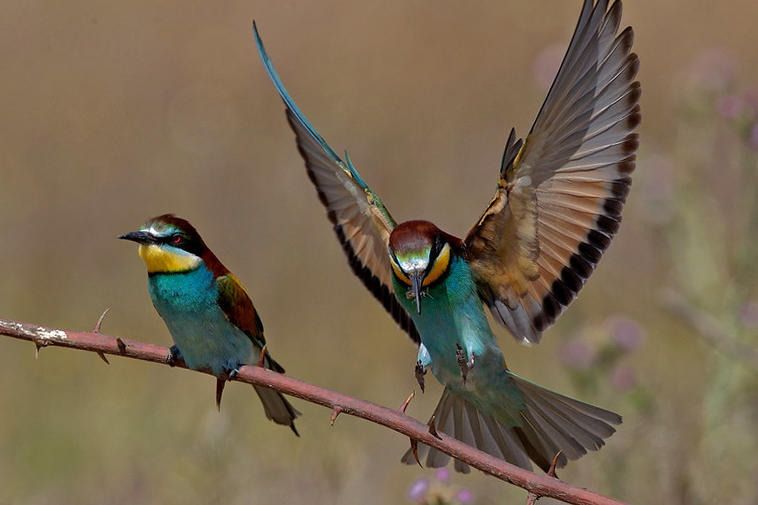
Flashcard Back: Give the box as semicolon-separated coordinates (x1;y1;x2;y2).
463;0;640;344
254;24;420;345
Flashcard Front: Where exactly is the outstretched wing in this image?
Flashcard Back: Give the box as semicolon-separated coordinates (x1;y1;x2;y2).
463;0;641;344
254;24;420;345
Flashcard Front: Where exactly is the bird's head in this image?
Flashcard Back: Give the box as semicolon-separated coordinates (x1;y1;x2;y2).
388;221;456;314
119;214;208;274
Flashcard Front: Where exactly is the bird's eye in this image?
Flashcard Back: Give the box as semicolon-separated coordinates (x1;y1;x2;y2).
172;235;183;244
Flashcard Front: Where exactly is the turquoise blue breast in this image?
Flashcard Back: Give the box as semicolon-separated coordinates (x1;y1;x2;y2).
148;266;253;376
392;254;525;416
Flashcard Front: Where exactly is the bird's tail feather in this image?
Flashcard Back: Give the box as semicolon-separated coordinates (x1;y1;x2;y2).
401;376;620;473
253;385;301;436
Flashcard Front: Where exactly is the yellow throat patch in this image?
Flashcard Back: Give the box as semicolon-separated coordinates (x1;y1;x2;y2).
138;244;202;273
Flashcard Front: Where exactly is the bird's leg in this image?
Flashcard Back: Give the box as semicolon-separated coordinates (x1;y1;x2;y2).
415;361;427;393
167;345;182;367
455;343;475;385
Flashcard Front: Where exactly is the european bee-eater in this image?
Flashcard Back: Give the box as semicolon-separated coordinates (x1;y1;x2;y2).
255;0;639;472
120;214;300;435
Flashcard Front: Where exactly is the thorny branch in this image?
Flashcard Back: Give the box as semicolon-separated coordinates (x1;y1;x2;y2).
0;316;628;505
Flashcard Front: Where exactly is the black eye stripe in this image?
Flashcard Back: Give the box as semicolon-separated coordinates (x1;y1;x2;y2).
425;236;446;276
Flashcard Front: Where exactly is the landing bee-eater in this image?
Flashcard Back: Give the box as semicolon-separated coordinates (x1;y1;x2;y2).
120;214;300;435
255;0;639;472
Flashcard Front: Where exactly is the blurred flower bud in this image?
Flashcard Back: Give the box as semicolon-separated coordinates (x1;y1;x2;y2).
608;316;645;352
559;339;598;370
687;49;737;93
455;488;474;504
611;365;637;392
717;94;743;120
435;467;450;483
407;477;429;503
740;301;758;328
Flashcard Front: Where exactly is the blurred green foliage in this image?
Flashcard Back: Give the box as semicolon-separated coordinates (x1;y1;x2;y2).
1;1;758;504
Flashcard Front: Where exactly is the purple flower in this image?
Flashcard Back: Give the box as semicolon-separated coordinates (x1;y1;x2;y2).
717;94;743;120
406;477;429;503
455;488;474;504
559;339;598;370
434;467;450;483
687;49;737;92
608;316;645;352
611;365;637;392
740;301;758;328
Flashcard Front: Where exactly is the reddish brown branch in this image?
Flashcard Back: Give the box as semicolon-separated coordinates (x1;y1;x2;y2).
0;317;627;505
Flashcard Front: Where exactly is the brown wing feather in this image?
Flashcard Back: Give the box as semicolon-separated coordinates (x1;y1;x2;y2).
254;28;420;345
464;0;640;344
215;272;287;373
286;111;421;345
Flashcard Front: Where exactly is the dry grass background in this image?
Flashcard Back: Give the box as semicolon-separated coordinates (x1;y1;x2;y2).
2;1;758;503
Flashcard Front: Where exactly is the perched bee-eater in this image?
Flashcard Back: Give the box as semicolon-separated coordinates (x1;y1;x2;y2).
120;214;300;435
255;0;639;472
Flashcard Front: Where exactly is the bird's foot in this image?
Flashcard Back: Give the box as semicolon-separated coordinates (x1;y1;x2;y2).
414;361;427;393
405;289;431;301
455;343;475;385
226;367;239;381
167;345;182;367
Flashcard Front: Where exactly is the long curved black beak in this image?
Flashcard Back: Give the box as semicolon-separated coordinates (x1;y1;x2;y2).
118;231;154;244
410;270;425;314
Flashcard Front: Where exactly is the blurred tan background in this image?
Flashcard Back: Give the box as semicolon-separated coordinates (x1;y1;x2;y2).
2;0;758;503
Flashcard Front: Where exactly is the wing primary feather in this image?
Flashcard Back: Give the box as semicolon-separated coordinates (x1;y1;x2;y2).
256;23;420;345
254;22;345;168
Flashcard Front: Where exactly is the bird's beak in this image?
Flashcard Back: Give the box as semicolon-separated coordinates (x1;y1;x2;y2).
409;269;425;314
118;231;153;244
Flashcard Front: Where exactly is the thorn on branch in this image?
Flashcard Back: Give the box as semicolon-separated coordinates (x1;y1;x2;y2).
92;308;110;333
257;345;268;368
428;415;441;439
330;406;343;426
526;451;562;505
548;451;562;478
92;308;111;364
34;341;43;359
409;437;422;467
215;368;238;410
526;490;539;505
116;337;127;354
216;377;226;411
399;391;415;413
